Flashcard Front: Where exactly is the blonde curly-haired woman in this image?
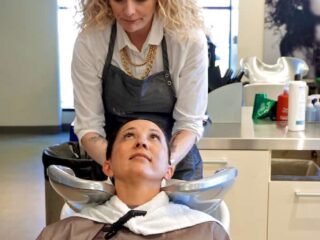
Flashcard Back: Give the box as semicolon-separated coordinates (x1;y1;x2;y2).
72;0;209;181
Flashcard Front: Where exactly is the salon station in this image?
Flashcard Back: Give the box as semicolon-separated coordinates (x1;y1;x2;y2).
1;0;320;240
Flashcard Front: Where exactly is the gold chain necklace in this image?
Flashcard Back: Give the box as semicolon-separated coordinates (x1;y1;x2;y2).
120;45;157;80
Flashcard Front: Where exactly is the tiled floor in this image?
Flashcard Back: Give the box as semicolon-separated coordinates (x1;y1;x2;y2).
0;132;68;240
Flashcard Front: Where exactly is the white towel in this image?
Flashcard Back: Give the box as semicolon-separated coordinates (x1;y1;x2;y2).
74;191;219;235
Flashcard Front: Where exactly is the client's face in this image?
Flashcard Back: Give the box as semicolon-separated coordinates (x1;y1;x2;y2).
106;120;172;182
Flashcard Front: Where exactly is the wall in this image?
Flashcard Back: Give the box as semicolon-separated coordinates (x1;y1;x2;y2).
238;0;265;62
0;0;61;126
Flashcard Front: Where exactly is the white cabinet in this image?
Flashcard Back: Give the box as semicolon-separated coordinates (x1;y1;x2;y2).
201;149;320;240
268;181;320;240
200;150;270;240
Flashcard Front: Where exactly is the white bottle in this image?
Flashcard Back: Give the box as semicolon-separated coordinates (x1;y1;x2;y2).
288;81;307;131
305;97;316;122
314;99;320;121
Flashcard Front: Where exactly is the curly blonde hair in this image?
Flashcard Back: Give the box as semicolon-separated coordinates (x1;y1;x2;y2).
77;0;205;38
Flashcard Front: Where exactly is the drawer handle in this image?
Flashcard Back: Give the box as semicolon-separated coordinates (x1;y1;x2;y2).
203;160;228;165
295;191;320;198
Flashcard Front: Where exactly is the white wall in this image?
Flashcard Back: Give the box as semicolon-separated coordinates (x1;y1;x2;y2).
0;0;61;126
238;0;265;62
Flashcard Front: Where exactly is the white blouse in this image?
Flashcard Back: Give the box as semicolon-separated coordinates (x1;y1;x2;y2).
72;15;208;142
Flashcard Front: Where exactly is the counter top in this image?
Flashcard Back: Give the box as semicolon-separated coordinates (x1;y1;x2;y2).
198;107;320;150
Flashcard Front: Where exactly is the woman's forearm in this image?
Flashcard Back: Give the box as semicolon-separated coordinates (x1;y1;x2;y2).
169;130;197;166
81;132;108;165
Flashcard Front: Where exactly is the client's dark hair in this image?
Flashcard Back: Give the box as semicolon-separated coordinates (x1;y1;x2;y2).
106;119;171;163
106;127;120;160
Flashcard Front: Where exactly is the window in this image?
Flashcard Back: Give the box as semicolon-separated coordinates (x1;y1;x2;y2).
57;0;79;109
198;0;238;73
57;0;238;109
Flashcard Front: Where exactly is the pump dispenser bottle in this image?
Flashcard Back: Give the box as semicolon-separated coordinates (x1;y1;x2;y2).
288;81;307;131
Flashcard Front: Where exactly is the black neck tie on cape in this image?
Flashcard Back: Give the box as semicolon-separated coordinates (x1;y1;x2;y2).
103;210;147;239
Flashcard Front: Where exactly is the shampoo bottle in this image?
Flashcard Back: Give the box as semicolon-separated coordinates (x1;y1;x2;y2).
276;88;289;122
288;81;307;131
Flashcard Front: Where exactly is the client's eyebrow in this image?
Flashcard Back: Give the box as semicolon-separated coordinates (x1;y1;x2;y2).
149;128;161;133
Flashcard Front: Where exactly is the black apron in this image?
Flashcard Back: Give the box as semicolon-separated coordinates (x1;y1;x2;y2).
101;23;202;180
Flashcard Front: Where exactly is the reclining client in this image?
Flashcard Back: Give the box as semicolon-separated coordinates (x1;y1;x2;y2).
37;119;229;240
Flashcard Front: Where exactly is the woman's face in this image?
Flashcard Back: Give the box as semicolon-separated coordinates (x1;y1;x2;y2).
104;119;172;182
109;0;157;35
310;0;320;16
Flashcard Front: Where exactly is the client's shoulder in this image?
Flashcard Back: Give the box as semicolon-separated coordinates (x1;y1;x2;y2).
36;217;104;240
180;221;230;240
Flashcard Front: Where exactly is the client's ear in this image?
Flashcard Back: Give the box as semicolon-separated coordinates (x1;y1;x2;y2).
163;165;173;180
102;159;114;178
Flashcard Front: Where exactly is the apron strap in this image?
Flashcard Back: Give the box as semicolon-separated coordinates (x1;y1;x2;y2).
103;22;117;78
161;36;170;72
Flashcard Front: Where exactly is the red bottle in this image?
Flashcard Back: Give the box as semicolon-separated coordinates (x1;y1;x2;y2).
276;89;289;121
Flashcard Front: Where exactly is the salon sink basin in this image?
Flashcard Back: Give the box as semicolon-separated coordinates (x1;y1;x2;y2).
47;165;237;215
271;159;320;181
